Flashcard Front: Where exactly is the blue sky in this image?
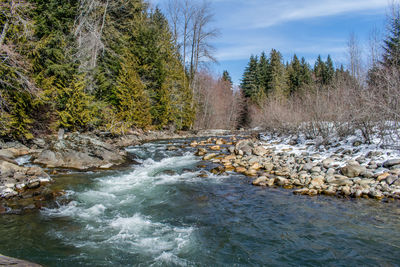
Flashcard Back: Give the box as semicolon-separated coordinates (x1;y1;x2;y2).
150;0;388;85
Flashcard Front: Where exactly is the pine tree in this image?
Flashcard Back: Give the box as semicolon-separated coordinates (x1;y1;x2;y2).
114;58;151;130
241;55;258;99
268;49;287;98
56;75;94;130
222;70;233;85
325;55;335;84
314;55;326;85
300;57;312;86
257;51;269;94
287;54;302;95
383;6;400;68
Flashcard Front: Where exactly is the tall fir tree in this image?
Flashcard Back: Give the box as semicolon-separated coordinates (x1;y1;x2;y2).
241;55;258;99
267;49;287;98
114;57;151;130
382;6;400;68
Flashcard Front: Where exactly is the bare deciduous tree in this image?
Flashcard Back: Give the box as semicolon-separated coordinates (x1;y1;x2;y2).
73;0;109;91
347;32;363;81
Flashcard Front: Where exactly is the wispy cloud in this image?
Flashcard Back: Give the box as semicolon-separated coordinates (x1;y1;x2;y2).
216;0;387;29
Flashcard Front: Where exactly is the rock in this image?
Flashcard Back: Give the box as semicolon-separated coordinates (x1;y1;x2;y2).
235;166;247;173
0;155;18;165
250;162;262;170
0;254;42;266
215;139;225;145
383;159;400;168
323;187;337;196
33;134;126;170
275;176;289;186
310;176;325;187
32;138;47;148
0;149;14;159
26;180;40;189
245;169;258;176
386;175;398;185
195;148;207;156
223;155;236;161
377;172;390;182
369;189;384;199
293;188;310;195
235;139;253;156
253;146;267;156
329;175;353;186
203;153;218;161
310;166;321;173
210;145;220;151
261;162;272;172
322;158;335;169
190;141;198;147
302;163;315;172
341;164;366;178
252;176;269;186
341;186;351;196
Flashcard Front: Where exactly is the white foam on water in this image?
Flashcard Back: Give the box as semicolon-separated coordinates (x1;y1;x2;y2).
42;149;200;265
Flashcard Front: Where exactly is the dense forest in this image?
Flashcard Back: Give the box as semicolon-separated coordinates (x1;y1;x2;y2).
0;0;205;140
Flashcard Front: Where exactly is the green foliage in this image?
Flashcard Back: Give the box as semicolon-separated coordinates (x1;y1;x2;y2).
222;70;233;85
54;75;94;130
267;49;287;98
1;0;195;138
241;55;259;99
114;58;152;130
383;6;400;67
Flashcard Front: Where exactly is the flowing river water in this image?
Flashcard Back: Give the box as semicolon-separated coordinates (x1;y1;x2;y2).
0;138;400;266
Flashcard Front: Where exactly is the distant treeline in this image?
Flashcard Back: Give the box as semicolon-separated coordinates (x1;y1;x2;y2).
241;50;351;104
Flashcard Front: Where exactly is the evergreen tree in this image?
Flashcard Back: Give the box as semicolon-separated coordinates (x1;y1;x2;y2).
257;51;269;94
287;54;302;95
300;57;312;86
325;55;335;84
382;6;400;68
222;70;233;85
314;55;326;85
114;58;151;130
56;75;94;130
267;49;287;98
241;55;258;99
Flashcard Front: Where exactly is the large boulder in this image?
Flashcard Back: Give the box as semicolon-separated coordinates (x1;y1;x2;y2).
33;133;127;170
235;139;254;156
341;163;366;178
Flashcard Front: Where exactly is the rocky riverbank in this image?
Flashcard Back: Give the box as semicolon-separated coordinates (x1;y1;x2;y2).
0;129;240;213
193;136;400;200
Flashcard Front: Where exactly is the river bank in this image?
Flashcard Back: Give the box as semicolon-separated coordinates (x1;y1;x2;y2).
0;129;249;214
194;135;400;200
1;128;399;214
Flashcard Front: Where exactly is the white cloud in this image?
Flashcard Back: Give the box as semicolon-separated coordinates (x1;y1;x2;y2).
215;0;387;29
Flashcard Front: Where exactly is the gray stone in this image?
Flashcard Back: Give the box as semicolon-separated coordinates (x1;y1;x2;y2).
303;162;315;172
341;164;366;178
253;146;267;156
383;159;400;168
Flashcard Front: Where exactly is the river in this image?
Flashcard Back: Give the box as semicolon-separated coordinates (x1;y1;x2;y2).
0;138;399;266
